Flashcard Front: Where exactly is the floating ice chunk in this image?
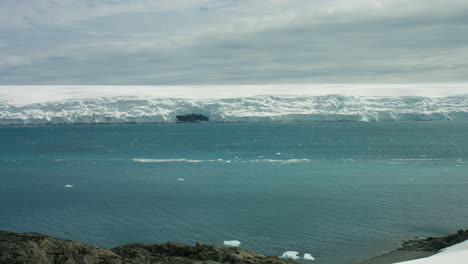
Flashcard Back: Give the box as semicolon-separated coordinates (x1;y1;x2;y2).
281;251;300;260
223;240;241;247
132;158;209;163
303;253;315;261
276;152;282;155
64;184;74;188
177;178;185;181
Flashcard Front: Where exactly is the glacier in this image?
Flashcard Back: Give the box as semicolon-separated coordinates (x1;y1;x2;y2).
0;94;467;125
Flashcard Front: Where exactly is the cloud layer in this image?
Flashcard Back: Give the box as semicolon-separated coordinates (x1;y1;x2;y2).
1;0;468;84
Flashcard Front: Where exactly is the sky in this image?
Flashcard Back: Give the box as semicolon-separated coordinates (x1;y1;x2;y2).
1;0;468;85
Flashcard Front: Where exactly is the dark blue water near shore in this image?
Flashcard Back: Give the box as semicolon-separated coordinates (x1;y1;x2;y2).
1;122;468;264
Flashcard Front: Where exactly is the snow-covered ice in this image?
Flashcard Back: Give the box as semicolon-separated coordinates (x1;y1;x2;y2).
0;85;467;125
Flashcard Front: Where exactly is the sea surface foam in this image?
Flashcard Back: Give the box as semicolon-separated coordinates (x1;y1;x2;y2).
1;94;467;124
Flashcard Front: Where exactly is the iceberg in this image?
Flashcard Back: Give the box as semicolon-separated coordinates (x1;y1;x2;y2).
281;251;301;260
223;240;241;247
303;253;315;261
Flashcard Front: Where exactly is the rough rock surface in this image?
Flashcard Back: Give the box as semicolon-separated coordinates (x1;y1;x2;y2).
176;114;209;122
355;230;468;264
399;229;468;251
0;230;295;264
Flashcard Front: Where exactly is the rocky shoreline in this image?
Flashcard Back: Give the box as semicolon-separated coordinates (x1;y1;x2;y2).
1;229;467;264
356;229;468;264
0;230;295;264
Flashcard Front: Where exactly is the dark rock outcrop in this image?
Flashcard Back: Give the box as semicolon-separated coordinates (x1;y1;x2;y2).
355;229;468;264
399;229;468;251
176;114;209;122
0;230;295;264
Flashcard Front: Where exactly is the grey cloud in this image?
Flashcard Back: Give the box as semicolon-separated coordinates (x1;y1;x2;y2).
1;0;468;84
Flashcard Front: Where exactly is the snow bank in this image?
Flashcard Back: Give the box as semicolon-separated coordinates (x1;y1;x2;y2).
0;94;467;124
396;240;468;264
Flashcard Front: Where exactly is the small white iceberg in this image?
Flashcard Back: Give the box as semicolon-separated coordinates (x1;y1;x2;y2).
281;251;300;260
177;178;185;181
64;184;74;188
303;253;315;261
223;240;241;247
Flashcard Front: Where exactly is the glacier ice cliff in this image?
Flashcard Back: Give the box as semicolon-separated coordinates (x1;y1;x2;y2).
0;94;467;125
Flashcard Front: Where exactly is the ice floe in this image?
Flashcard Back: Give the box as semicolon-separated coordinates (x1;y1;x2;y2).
223;240;241;247
281;251;301;260
303;253;315;261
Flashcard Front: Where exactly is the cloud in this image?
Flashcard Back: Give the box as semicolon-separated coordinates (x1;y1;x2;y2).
1;0;468;84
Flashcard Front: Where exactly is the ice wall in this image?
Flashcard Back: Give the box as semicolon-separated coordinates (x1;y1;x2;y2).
0;94;467;124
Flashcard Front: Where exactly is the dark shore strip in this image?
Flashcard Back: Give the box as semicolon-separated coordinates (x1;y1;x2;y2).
0;230;295;264
355;229;468;264
1;229;466;264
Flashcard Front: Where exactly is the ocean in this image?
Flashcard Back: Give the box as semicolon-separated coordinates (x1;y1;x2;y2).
1;121;467;264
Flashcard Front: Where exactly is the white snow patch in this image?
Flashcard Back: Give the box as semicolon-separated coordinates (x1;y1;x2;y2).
303;253;315;261
396;240;468;264
281;251;301;260
223;240;241;247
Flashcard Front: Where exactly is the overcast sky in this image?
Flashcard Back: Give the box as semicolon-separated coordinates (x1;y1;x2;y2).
1;0;468;85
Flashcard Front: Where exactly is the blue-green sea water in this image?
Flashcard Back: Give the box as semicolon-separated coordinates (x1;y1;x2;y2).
1;122;468;264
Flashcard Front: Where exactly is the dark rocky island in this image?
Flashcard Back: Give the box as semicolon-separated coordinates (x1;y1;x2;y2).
176;114;209;122
0;230;295;264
